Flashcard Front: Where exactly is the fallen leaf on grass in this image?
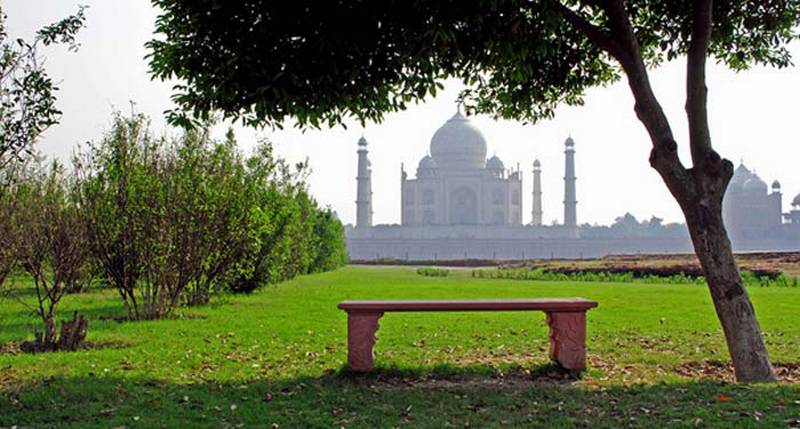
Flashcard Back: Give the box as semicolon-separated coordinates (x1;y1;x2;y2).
715;394;730;402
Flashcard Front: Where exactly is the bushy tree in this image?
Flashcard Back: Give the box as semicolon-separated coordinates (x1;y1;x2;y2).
312;208;349;272
147;0;800;382
0;5;86;291
74;113;158;319
163;128;253;305
228;142;348;293
76;113;348;316
15;161;90;351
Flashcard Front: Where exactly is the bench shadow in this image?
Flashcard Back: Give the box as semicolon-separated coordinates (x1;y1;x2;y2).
2;363;798;428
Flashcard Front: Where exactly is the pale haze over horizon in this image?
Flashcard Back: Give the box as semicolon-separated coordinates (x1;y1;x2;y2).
7;1;800;227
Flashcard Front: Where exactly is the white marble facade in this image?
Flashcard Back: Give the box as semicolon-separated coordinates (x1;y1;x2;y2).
400;110;523;226
347;111;800;260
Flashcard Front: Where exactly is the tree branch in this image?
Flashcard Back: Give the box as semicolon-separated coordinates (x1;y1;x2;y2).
554;0;692;201
686;0;714;168
550;2;624;59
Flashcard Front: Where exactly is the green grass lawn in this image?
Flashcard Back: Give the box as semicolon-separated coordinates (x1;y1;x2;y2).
1;266;799;428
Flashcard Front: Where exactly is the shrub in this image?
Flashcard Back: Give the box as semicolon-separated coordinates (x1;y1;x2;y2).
417;267;450;277
75;113;350;315
227;142;348;294
470;267;799;287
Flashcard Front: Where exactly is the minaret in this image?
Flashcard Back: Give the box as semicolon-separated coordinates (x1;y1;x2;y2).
532;159;543;226
563;137;578;237
356;136;372;229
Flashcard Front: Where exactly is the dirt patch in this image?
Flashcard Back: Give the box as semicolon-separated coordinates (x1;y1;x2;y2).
676;360;800;383
97;312;208;323
352;259;501;267
0;340;128;356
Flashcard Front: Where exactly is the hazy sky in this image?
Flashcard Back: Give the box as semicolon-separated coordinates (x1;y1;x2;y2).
7;1;800;226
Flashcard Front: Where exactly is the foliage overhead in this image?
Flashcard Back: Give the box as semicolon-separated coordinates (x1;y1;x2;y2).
0;5;86;170
148;1;800;129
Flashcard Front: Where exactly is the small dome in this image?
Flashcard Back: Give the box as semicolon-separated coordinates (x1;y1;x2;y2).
565;136;575;147
533;159;541;168
486;155;504;171
743;176;767;193
417;155;437;170
430;111;487;170
357;136;368;147
729;162;753;190
793;194;800;207
772;180;781;190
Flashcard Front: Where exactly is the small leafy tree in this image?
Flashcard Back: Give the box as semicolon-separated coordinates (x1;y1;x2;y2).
0;5;86;170
74;113;153;319
164;128;254;305
227;142;313;293
0;4;86;291
16;161;90;351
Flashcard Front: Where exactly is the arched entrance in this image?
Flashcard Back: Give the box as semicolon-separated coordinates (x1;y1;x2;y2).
449;187;478;224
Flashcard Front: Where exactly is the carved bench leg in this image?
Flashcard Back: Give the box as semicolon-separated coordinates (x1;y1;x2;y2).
347;311;383;372
546;311;587;371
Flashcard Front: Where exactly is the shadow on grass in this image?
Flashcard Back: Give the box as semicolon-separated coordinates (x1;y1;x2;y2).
2;363;799;428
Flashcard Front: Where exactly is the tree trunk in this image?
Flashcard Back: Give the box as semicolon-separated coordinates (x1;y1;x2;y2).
58;312;89;351
43;314;58;351
554;0;778;382
680;188;777;382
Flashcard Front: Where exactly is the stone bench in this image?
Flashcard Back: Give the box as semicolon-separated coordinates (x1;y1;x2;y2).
338;298;598;372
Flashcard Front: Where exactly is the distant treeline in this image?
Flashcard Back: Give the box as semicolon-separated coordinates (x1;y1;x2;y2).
578;213;689;239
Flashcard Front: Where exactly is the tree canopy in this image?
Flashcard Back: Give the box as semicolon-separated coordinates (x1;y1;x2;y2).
148;1;798;129
148;0;800;382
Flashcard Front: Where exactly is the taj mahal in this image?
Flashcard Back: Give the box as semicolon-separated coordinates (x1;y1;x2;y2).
400;110;525;228
345;110;800;261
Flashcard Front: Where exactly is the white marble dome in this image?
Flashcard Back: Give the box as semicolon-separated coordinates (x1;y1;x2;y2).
486;155;504;170
430;111;487;170
743;176;767;193
417;155;437;171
